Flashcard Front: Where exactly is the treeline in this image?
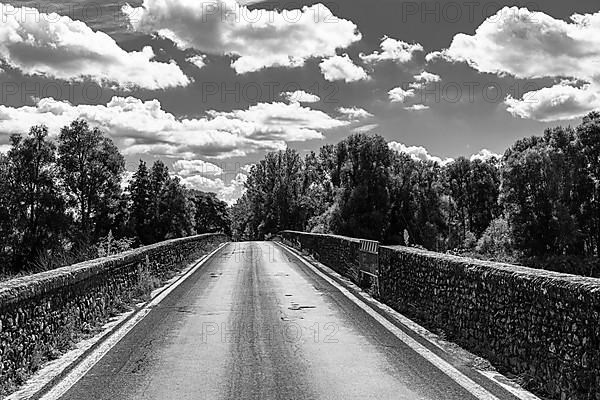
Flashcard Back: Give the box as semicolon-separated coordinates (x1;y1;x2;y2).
232;113;600;273
0;120;230;273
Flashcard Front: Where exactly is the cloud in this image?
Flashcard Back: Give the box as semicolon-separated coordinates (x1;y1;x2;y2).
388;87;415;103
360;36;423;64
172;159;251;204
123;0;361;73
179;172;247;205
470;149;501;162
0;3;190;90
428;7;600;121
430;7;600;81
352;124;378;133
389;141;453;165
282;90;320;103
413;71;441;83
404;104;430;111
505;83;600;122
319;54;369;82
173;159;223;177
0;96;349;159
240;164;254;174
337;106;373;121
186;55;206;69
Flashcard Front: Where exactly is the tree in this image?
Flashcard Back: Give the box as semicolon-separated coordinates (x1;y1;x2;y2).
57;120;125;243
329;134;394;241
158;177;196;239
445;157;500;247
0;153;14;268
386;153;418;244
577;112;600;255
128;160;153;244
242;149;306;239
501;127;586;256
231;195;252;240
409;160;447;250
5;126;68;269
149;160;171;240
191;190;231;235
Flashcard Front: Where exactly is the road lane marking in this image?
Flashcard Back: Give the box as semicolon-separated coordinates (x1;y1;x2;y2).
39;242;228;400
275;241;520;400
478;371;541;400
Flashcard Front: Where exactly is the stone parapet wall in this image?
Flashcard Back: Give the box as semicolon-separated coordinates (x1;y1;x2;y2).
279;230;600;400
279;230;361;282
0;233;227;393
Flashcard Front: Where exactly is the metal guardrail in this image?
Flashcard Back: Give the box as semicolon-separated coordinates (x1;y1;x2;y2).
359;239;379;295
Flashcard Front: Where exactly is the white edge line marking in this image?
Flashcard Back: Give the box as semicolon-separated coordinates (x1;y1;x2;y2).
478;371;541;400
275;242;502;400
40;242;228;400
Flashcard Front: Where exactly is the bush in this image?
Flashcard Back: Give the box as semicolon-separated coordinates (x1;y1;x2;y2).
476;217;513;258
96;231;135;257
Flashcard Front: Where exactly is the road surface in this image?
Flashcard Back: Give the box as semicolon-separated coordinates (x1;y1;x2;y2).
56;242;520;400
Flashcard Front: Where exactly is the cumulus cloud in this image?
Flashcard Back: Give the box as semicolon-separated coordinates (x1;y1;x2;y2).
505;83;600;122
431;7;600;80
123;0;361;73
282;90;320;103
0;97;348;159
173;160;250;204
179;171;247;205
388;87;415;103
360;36;423;64
413;71;441;83
186;55;206;69
428;7;600;121
389;142;453;165
337;106;373;121
173;159;223;177
0;3;190;90
319;54;369;83
404;104;430;111
470;149;501;162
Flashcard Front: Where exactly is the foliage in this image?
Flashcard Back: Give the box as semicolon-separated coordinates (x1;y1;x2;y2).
501;125;594;257
57;120;125;243
191;190;231;236
0;120;228;273
96;231;135;258
329;134;394;241
475;217;514;259
127;161;199;244
1;126;69;270
4;112;600;277
233;114;600;276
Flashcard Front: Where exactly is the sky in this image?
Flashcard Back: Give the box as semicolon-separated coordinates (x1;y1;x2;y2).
0;0;599;204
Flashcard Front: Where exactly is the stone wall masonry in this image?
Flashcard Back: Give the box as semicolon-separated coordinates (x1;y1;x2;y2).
279;230;361;283
279;230;600;400
0;233;227;394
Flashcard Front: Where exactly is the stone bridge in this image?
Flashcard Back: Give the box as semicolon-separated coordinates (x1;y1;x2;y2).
0;231;597;400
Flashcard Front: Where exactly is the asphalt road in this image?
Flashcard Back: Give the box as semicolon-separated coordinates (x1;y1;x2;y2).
56;242;517;400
